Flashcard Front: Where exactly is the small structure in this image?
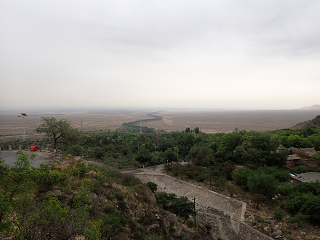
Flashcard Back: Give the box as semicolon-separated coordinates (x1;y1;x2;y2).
290;172;320;186
9;145;12;151
288;147;317;163
286;154;301;167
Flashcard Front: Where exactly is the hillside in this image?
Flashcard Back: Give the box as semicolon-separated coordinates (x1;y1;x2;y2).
0;152;218;240
290;115;320;130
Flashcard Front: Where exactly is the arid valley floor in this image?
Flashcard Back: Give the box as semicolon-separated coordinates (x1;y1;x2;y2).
1;109;319;142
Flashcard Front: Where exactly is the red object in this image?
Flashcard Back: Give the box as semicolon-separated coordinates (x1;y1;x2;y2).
30;146;38;151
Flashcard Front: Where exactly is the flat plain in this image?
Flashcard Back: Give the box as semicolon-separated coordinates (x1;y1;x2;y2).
147;110;320;133
0;110;319;141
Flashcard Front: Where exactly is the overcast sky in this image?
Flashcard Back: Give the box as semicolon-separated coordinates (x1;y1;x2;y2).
1;0;320;111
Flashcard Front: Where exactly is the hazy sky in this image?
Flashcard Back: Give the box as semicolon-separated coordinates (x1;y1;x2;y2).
1;0;320;110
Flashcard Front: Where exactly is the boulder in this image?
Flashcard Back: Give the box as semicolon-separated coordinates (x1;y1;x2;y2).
51;189;62;196
161;210;181;237
134;184;156;203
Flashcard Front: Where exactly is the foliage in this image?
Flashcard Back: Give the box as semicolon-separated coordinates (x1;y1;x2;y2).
287;213;310;226
156;192;194;219
232;167;254;190
186;218;195;228
14;150;36;168
69;144;83;156
12;194;91;240
146;182;158;193
247;174;278;198
100;212;128;239
273;207;284;221
35;117;80;149
299;196;320;223
186;144;213;167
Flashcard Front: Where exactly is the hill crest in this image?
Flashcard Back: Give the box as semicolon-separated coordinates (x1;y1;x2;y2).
290;115;320;130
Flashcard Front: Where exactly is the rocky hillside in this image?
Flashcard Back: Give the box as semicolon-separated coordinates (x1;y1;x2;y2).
290;115;320;130
0;154;218;240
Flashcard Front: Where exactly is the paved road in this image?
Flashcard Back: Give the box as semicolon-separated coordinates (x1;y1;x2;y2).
1;150;53;168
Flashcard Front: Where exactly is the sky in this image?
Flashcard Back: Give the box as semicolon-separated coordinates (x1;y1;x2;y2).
1;0;320;111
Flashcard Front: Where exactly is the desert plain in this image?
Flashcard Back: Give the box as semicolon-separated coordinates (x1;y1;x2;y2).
1;109;319;142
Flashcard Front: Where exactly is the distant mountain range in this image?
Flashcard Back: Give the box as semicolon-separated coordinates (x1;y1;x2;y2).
300;104;320;110
290;115;320;130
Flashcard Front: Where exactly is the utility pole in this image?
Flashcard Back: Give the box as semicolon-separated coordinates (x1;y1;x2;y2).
18;113;27;151
194;198;196;228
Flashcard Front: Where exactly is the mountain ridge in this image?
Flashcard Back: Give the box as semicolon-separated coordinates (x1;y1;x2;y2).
290;115;320;130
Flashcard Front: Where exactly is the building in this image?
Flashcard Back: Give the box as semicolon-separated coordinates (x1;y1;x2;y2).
290;172;320;186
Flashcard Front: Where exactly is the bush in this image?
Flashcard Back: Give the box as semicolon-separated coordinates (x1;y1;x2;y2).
232;167;254;190
69;145;83;156
100;212;128;239
186;218;194;228
278;183;293;195
156;192;194;219
247;173;278;198
274;207;284;221
146;182;158;193
283;192;314;214
204;222;212;230
300;196;320;223
94;149;105;159
287;213;310;226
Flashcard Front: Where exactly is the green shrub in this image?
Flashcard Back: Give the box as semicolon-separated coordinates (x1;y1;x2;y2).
100;212;128;239
300;196;320;223
186;218;194;228
204;222;212;230
274;207;284;221
287;213;310;226
94;149;105;159
156;192;194;219
278;183;293;195
232;167;254;190
69;145;83;156
247;173;278;198
146;182;158;193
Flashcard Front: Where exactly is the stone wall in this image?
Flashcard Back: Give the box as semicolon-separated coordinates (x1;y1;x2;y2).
133;172;272;240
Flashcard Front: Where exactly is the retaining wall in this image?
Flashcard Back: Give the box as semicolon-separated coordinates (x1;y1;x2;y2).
133;172;272;240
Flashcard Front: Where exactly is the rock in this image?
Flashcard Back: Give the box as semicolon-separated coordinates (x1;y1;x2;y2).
134;184;156;203
161;210;181;237
198;223;207;234
98;212;106;217
271;230;282;237
147;223;159;232
91;193;97;199
51;189;61;196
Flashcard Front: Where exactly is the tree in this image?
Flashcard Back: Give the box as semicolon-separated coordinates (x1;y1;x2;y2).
186;144;213;167
35;117;79;149
155;192;194;220
247;173;278;198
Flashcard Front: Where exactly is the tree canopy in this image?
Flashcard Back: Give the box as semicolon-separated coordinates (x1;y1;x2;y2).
35;117;80;149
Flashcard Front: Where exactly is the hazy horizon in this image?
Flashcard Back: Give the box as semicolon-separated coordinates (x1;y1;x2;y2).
1;1;320;110
1;105;319;116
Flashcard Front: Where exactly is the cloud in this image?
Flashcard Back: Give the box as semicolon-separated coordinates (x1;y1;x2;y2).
1;0;320;110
